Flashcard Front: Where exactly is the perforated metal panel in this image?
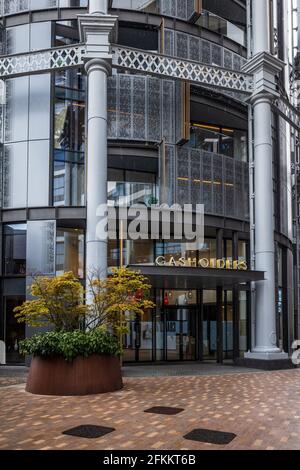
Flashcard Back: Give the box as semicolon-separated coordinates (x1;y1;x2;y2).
168;147;249;220
176;32;189;59
148;77;161;142
133;76;146;140
107;74;176;143
212;44;222;67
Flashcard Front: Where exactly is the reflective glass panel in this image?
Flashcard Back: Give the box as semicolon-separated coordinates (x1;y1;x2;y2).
3;224;27;276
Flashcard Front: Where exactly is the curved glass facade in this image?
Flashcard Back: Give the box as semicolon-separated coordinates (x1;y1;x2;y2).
0;0;88;16
0;1;297;366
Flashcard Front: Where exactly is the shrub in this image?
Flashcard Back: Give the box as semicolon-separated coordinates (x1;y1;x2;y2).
14;272;88;332
19;328;121;362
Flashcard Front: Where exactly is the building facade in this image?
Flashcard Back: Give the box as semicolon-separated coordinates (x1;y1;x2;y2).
0;0;299;366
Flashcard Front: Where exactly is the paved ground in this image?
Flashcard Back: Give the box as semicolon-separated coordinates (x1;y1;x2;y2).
122;362;262;377
1;368;300;450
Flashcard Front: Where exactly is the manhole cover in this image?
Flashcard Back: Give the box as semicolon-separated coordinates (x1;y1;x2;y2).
62;425;115;439
144;407;184;415
183;428;236;445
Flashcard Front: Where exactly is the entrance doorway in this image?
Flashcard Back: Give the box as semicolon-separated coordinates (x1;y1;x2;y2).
202;290;217;360
166;307;197;361
3;296;25;364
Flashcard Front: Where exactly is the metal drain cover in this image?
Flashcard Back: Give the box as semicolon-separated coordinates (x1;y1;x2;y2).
62;425;115;439
144;407;184;415
183;428;236;445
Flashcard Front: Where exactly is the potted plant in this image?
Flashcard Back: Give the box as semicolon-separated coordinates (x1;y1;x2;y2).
15;268;154;396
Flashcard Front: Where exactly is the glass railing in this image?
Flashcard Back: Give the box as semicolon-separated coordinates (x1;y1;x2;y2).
197;10;246;47
0;0;87;16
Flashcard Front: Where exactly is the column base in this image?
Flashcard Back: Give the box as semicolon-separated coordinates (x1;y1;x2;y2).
235;351;294;371
244;351;289;361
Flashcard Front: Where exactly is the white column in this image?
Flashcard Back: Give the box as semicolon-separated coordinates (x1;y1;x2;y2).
245;0;288;360
85;58;110;280
89;0;108;15
252;94;280;355
252;0;271;54
79;0;117;285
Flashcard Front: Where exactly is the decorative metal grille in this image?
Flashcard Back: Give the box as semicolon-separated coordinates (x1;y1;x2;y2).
0;45;86;79
111;46;254;94
275;97;300;131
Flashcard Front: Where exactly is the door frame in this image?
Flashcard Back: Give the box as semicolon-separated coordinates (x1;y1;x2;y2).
164;305;199;362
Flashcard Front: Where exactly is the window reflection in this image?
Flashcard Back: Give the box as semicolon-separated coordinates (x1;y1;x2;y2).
3;296;26;364
56;227;84;278
53;63;86;207
108;169;158;207
3;224;27;276
197;10;246;47
189;124;247;162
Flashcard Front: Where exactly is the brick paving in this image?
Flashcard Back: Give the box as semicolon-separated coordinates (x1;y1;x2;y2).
1;369;300;450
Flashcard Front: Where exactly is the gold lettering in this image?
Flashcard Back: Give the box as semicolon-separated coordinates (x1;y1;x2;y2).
199;258;209;268
155;256;166;266
169;257;177;267
238;260;248;271
226;259;233;270
217;259;226;269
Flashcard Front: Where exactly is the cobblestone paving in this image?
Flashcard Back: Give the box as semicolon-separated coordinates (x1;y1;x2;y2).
1;370;300;450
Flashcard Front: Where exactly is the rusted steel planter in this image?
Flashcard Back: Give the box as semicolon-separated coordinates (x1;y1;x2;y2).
26;354;123;396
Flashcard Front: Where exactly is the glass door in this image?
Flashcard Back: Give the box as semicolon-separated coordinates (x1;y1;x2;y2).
166;308;197;361
202;290;217;361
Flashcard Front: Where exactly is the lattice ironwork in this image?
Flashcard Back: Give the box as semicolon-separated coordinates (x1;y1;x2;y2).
111;46;254;94
274;97;300;130
0;44;86;79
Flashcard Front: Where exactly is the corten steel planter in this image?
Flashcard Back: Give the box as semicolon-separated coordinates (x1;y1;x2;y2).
26;354;123;396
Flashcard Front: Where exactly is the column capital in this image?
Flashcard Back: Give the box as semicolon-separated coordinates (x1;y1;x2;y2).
250;91;275;107
84;58;112;76
242;52;285;99
78;13;118;61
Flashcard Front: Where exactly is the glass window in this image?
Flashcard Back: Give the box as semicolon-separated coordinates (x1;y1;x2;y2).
164;290;197;306
30;22;52;51
139;310;154;361
26;220;56;276
29;75;51;140
238;241;247;264
4;296;26;364
54;97;85;153
3;142;28;209
53;70;86;207
3;224;27;276
53;150;85;206
108;240;119;269
56;228;84;278
226;239;233;262
239;291;248;355
28;140;50;207
5;77;29;143
189;125;247;161
6;25;30;55
159;239;217;267
108;169;157;207
125;240;154;265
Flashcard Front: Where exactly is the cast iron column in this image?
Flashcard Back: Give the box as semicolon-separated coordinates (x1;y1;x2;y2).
244;0;288;360
79;1;118;285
